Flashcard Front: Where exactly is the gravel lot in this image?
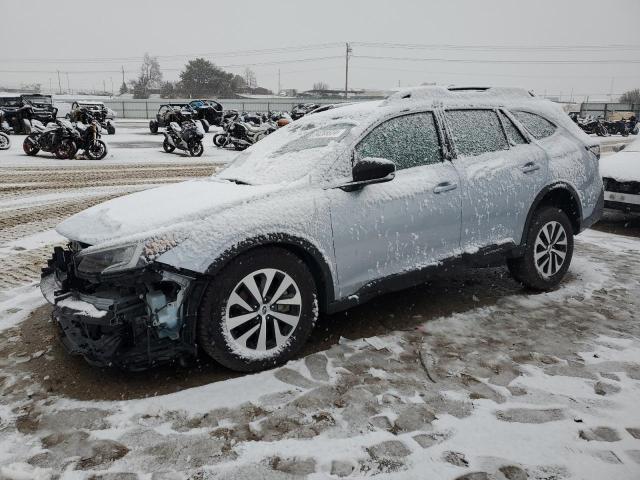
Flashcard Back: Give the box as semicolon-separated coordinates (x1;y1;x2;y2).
0;126;639;479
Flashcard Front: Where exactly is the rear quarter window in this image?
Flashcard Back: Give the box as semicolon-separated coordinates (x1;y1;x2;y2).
512;111;557;140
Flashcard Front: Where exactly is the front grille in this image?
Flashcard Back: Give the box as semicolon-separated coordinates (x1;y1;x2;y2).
603;177;640;195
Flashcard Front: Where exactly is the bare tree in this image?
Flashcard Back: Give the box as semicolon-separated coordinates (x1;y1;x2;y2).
131;53;163;99
243;68;257;89
313;81;329;91
619;89;640;104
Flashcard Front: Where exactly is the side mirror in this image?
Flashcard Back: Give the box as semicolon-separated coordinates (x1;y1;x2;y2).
339;157;396;192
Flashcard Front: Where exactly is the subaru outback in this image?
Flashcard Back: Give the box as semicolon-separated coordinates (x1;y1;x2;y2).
41;86;604;371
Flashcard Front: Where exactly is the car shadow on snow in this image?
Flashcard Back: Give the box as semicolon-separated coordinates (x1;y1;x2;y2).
7;264;543;401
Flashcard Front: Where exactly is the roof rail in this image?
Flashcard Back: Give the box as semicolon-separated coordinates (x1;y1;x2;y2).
384;86;535;104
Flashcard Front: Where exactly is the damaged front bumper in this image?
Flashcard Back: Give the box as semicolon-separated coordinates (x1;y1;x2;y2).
41;245;202;370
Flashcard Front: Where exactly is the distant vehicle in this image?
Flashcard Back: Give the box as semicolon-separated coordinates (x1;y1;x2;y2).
600;137;640;214
69;101;116;135
0;94;58;134
188;99;224;128
290;103;321;120
42;86;603;372
149;104;194;134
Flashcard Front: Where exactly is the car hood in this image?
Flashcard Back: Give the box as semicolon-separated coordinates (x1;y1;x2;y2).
600;138;640;183
56;178;284;245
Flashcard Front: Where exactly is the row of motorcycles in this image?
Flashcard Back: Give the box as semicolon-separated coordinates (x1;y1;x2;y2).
570;113;639;137
22;115;108;160
212;110;292;151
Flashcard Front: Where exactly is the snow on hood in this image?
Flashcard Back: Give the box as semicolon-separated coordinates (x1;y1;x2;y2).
56;178;282;245
600;137;640;182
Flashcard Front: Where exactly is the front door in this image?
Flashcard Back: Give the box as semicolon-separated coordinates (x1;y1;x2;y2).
328;111;462;298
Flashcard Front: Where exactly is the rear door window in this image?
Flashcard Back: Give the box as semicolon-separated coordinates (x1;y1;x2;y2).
445;109;509;157
512;111;557;139
355;112;442;170
499;111;527;145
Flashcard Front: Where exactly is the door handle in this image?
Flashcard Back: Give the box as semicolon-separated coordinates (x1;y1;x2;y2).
433;182;458;194
521;162;540;173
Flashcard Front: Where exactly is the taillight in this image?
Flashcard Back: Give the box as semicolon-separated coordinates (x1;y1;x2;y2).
586;144;600;160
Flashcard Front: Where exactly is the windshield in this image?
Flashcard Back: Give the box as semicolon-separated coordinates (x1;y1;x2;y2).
0;98;22;107
218;120;356;185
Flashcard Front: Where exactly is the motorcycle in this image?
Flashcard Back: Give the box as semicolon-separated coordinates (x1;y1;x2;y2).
212;116;276;150
71;116;109;160
604;119;630;137
573;115;608;136
162;120;205;157
23;119;78;159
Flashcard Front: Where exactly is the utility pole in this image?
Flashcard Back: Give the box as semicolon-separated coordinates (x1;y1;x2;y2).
103;79;106;94
57;71;62;95
66;73;70;94
344;42;352;99
278;68;281;96
121;65;125;91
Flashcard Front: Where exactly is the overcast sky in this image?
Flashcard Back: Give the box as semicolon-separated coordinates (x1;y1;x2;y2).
1;0;639;100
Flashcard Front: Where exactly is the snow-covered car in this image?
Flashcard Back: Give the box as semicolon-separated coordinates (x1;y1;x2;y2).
41;86;603;372
600;137;640;213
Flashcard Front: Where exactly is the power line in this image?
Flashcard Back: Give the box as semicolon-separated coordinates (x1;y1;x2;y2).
352;54;640;65
352;41;640;52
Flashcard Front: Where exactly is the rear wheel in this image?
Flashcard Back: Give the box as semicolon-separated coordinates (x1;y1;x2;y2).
54;139;77;159
197;247;318;372
22;135;40;156
0;133;9;150
149;120;158;134
162;138;175;153
507;207;574;291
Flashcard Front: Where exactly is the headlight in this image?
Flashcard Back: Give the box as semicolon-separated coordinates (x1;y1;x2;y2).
76;243;144;275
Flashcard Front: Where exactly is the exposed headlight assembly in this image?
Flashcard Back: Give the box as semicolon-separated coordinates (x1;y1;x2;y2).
75;235;181;275
76;243;144;275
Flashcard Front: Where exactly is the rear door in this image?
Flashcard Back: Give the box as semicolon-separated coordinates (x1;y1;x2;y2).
444;108;548;250
328;111;462;298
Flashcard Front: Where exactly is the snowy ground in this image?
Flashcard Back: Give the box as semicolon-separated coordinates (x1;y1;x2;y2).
0;125;639;479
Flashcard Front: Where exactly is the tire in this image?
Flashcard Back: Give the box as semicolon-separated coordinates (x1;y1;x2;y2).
213;134;227;148
596;125;607;136
149;120;158;134
197;247;318;372
54;139;77;160
162;138;175;153
86;140;108;160
0;133;9;150
189;141;204;157
201;119;210;133
107;122;116;135
22;119;32;135
22;135;40;156
632;125;639;135
507;207;574;291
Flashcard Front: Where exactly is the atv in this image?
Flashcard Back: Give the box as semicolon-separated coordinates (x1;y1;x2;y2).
187;99;224;128
68;101;116;135
0;94;58;134
149;104;194;134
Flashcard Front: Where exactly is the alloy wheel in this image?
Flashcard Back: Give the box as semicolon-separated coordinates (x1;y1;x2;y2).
534;221;567;278
224;268;302;356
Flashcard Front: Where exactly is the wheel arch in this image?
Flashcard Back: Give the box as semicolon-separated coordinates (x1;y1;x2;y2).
203;234;337;313
523;183;582;243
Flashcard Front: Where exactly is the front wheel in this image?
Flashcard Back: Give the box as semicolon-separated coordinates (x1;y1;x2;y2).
0;132;10;150
162;138;175;153
54;139;77;160
22;135;40;156
197;247;318;372
189;141;204;157
507;207;574;291
86;140;108;160
213;134;228;147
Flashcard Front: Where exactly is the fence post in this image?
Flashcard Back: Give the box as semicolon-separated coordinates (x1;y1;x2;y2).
122;101;125;119
603;103;608;120
145;102;149;120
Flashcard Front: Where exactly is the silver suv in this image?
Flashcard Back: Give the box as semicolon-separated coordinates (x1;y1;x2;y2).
41;86;603;371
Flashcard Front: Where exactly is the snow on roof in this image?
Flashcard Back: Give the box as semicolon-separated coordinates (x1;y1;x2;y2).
600;137;640;182
384;86;534;105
